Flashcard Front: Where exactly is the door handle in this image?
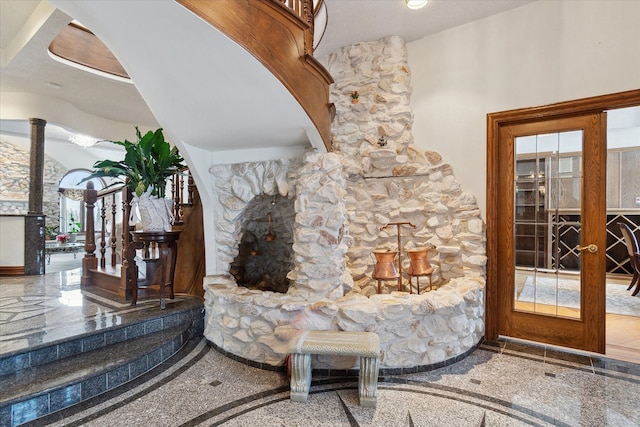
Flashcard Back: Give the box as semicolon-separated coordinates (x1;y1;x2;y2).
575;244;598;254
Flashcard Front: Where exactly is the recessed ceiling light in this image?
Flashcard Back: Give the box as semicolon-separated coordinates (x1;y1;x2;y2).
47;82;62;89
406;0;428;10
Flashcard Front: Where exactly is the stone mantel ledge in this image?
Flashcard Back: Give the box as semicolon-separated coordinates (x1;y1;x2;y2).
203;275;485;369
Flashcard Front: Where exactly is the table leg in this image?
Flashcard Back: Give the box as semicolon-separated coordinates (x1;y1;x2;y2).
159;242;168;310
169;242;176;300
126;242;142;306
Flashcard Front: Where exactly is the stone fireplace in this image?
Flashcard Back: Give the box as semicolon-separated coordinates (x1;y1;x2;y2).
230;194;295;293
203;36;486;370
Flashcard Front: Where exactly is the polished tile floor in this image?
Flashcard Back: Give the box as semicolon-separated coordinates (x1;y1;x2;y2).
0;267;194;359
25;337;640;426
2;255;640;426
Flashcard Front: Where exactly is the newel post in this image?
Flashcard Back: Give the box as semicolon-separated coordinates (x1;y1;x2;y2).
82;181;98;286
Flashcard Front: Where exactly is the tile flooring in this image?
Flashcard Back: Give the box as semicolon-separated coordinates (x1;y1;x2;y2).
24;338;640;426
2;255;640;426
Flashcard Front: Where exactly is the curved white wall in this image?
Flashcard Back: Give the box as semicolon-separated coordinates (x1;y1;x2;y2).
408;0;640;217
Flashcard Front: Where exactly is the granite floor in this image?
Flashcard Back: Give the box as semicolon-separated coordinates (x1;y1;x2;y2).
1;258;640;426
22;337;640;426
0;261;194;359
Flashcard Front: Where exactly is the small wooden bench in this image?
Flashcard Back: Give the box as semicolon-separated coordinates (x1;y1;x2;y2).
286;329;380;407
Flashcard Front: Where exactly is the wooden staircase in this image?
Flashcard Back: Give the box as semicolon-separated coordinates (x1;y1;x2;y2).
178;0;335;150
80;169;205;302
79;0;333;302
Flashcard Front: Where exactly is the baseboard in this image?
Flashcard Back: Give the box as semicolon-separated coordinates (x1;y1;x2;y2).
0;266;25;276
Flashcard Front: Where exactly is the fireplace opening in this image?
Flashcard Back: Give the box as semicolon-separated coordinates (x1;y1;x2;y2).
230;194;295;293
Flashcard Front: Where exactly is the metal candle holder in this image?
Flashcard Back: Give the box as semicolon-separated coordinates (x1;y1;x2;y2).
379;221;416;291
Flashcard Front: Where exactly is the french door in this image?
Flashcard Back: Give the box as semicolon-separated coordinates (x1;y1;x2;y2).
495;113;606;352
486;90;640;355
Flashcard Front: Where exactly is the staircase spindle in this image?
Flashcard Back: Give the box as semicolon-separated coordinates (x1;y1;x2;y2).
110;193;117;267
177;173;185;222
187;172;194;205
100;198;107;268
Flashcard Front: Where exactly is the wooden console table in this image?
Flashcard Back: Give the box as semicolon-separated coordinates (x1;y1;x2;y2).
126;230;181;309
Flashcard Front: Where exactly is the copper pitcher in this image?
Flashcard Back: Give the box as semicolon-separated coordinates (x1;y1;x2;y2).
407;248;433;276
372;250;400;280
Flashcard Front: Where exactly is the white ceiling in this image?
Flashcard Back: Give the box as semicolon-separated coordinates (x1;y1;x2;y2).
0;0;535;168
314;0;534;57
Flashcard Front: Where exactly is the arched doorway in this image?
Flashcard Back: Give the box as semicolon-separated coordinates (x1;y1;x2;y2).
57;169;105;239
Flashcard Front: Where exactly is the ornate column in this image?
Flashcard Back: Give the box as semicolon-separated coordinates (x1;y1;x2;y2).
24;118;47;275
28;118;46;215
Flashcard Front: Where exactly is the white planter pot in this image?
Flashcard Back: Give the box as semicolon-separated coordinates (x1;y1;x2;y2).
131;190;174;232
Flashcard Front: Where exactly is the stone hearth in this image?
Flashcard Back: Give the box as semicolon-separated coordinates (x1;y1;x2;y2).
203;36;486;370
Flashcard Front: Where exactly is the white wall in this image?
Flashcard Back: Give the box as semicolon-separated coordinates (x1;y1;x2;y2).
408;0;640;218
0;216;25;266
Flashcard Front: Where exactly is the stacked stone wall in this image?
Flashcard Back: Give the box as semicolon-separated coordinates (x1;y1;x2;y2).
205;274;484;368
324;36;486;294
0;140;66;227
203;36;487;369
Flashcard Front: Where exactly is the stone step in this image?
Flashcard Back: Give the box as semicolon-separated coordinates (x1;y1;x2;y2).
0;300;204;427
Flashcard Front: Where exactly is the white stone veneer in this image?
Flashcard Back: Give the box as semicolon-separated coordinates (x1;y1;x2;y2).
203;36;486;369
205;274;484;368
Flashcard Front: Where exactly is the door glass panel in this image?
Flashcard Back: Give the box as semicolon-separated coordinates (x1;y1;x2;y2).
514;130;583;319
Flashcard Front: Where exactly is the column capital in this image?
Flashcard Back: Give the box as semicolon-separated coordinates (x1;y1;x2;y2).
29;117;47;127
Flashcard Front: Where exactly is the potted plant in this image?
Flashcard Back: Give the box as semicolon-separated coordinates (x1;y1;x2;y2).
44;224;59;241
81;127;184;231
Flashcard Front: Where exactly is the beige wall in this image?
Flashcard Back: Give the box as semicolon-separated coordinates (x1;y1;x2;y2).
408;0;640;218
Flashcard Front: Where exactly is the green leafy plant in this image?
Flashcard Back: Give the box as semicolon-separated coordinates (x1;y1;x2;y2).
44;224;59;240
82;127;184;198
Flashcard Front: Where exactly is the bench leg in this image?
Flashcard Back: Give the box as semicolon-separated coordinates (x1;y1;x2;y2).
289;353;311;402
358;356;379;408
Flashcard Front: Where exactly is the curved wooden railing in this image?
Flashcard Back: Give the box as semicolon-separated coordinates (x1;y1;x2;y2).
177;0;335;150
81;168;202;300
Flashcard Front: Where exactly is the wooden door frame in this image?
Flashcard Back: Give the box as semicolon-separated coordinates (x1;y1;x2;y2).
485;89;640;343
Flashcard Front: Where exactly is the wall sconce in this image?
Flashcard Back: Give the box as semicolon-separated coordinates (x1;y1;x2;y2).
405;0;428;10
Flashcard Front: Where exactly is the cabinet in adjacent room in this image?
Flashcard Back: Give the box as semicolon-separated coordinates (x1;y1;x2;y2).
514;158;547;268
